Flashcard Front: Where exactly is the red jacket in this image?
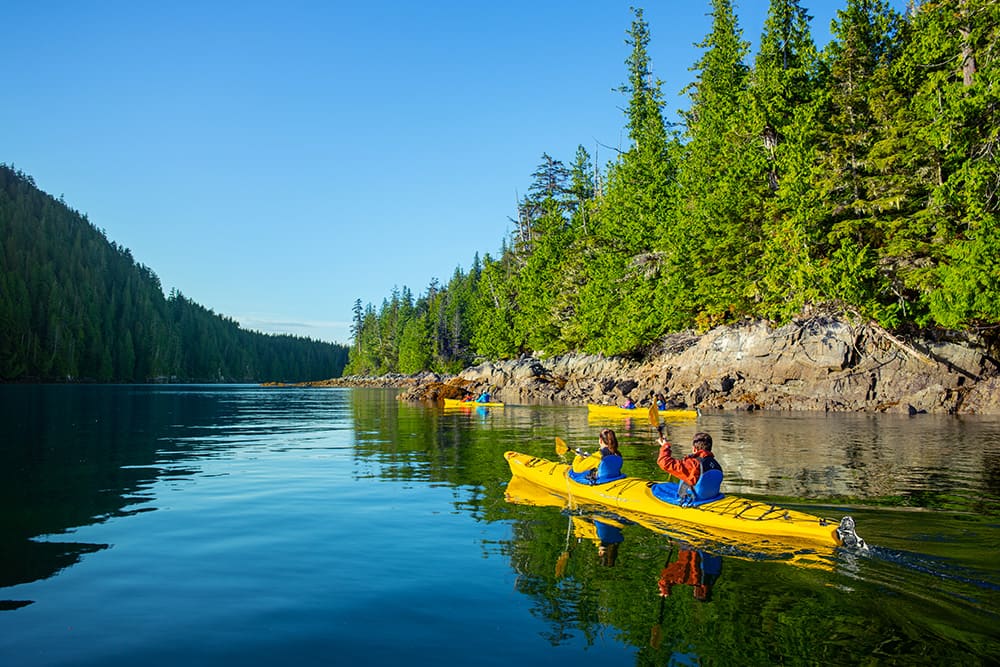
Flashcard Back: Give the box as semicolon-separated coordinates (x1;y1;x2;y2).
657;443;717;486
658;550;700;596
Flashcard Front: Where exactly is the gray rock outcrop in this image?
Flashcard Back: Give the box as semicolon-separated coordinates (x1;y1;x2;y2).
397;316;1000;414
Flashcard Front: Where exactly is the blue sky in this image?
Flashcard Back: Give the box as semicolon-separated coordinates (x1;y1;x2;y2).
4;1;902;345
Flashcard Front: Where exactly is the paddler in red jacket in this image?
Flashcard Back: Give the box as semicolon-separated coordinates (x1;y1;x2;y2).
656;432;722;497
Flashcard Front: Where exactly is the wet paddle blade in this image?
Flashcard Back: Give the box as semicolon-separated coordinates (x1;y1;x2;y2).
555;550;569;578
650;623;662;649
649;404;665;439
555;437;569;455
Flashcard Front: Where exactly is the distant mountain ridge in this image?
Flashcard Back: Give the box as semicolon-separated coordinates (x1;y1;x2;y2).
0;164;348;382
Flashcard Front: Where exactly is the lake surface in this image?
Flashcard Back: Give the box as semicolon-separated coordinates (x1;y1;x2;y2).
1;384;998;665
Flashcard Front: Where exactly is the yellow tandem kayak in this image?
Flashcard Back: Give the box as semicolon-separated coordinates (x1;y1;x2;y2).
504;451;863;549
443;398;505;408
587;403;698;420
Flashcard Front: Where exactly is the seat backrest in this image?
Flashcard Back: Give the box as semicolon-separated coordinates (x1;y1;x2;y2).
692;468;723;500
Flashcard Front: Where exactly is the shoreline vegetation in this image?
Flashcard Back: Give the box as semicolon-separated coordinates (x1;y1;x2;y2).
5;5;998;393
341;5;1000;403
271;314;1000;415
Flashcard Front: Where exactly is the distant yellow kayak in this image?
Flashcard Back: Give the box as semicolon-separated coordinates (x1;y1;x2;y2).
504;451;863;549
443;398;505;408
587;403;697;419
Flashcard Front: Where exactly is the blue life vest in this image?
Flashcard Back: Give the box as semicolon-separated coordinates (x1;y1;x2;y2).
594;520;624;545
568;451;625;485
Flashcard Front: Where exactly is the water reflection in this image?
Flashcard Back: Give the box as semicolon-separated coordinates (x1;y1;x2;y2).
1;386;997;664
0;384;349;597
657;547;722;602
0;385;170;596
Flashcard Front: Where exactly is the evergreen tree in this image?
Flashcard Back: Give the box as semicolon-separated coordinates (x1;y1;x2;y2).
673;0;755;329
472;252;522;358
886;0;1000;328
573;7;680;353
754;0;828;320
812;0;906;325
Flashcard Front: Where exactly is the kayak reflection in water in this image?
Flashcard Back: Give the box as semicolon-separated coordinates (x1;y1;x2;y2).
565;515;627;568
658;548;723;602
595;519;624;567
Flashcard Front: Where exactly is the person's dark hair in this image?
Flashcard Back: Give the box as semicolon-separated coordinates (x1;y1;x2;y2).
692;432;713;452
599;428;620;455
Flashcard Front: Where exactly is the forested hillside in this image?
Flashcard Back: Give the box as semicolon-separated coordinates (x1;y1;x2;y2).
0;165;349;382
346;0;999;376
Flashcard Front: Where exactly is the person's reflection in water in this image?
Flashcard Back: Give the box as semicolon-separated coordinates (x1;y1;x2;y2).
594;519;624;567
657;548;722;601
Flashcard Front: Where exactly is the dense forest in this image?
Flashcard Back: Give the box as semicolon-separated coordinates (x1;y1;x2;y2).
0;165;349;382
345;0;999;376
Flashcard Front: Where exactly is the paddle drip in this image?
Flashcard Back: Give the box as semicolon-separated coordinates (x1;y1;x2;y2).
836;516;867;551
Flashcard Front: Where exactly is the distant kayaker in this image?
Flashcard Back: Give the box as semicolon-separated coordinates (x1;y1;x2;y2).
654;393;667;410
656;432;723;501
621;396;636;409
570;428;625;484
476;390;491;403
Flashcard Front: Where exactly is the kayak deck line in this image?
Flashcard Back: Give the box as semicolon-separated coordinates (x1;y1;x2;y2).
505;450;865;549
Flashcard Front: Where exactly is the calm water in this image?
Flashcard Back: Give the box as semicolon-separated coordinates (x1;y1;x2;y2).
1;385;998;666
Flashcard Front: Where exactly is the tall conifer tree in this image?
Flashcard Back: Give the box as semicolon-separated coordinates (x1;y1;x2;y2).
573;7;678;352
674;0;755;328
813;0;905;324
753;0;827;320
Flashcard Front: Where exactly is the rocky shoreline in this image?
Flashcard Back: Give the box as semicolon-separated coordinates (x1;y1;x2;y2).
289;316;1000;415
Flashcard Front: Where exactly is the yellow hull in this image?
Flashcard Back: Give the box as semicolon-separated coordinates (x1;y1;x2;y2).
504;451;847;547
443;398;505;408
504;475;837;569
586;403;697;420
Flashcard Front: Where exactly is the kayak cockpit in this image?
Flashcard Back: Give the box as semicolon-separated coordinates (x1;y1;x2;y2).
650;480;725;507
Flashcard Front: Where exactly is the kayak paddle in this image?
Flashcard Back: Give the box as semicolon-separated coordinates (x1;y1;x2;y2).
649;403;678;483
555;513;573;578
